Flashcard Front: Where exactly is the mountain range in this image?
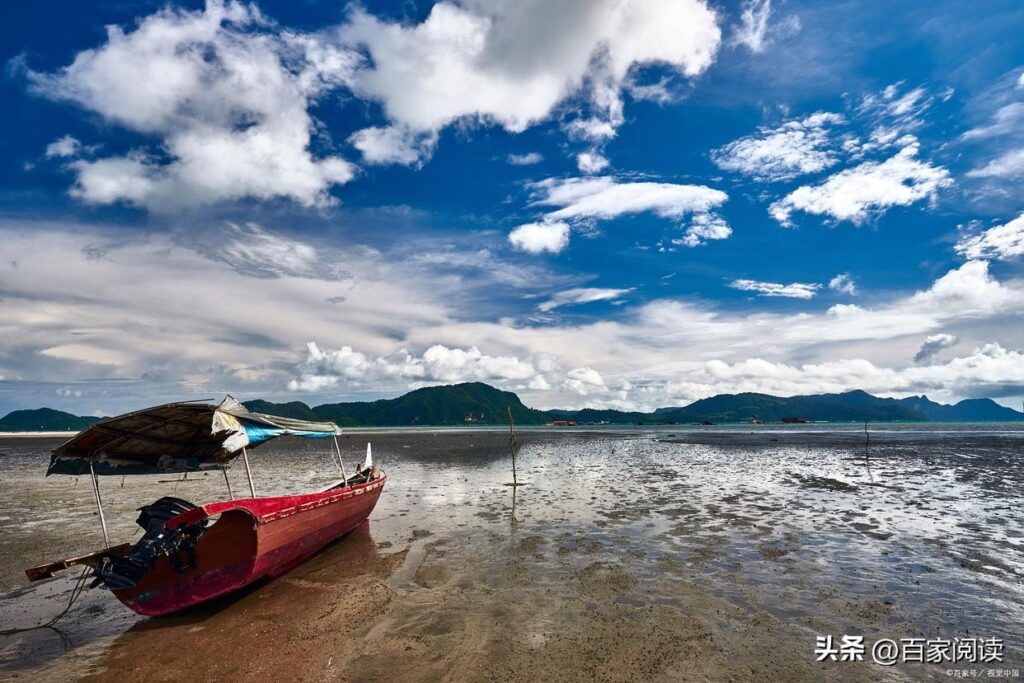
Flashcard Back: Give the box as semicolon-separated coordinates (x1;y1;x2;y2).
1;383;1021;432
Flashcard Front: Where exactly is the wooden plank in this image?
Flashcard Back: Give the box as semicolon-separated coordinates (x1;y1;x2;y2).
25;543;131;582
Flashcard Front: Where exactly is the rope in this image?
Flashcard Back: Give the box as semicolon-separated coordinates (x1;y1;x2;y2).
0;568;91;638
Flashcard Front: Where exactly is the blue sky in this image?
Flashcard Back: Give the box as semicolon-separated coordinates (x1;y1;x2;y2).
1;0;1023;415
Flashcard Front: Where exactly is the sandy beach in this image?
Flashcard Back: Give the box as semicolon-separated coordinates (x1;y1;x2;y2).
1;426;1022;681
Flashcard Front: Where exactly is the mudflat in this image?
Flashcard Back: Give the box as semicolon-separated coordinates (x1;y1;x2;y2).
1;426;1022;681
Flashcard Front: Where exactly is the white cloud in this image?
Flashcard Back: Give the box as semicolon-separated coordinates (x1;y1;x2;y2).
828;273;857;295
576;152;609;174
288;342;538;392
335;0;721;159
731;0;771;53
4;220;1024;412
507;152;543;166
652;344;1024;404
769;143;951;226
959;73;1024;185
348;126;437;166
729;0;800;54
562;366;607;396
914;333;958;364
675;212;732;247
507;221;571;254
509;176;731;254
204;222;345;280
908;260;1020;316
729;278;820;299
44;135;82;159
30;1;358;210
955;214;1024;261
856;83;934;151
966;147;1024;179
961;102;1024;141
538;287;631;312
711;111;843;181
532;176;727;222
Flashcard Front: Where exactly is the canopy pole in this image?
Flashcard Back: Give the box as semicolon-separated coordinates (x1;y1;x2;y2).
241;447;256;498
222;466;234;500
332;435;349;487
88;460;111;548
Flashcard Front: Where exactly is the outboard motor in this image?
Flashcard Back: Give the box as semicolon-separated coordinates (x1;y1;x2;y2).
95;497;208;590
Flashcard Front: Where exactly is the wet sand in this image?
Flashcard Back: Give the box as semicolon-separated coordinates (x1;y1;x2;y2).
1;426;1022;681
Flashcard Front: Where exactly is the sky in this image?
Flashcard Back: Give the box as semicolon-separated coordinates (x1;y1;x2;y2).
1;0;1023;416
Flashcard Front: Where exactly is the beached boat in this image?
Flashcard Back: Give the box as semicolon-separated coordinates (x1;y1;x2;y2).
25;397;386;617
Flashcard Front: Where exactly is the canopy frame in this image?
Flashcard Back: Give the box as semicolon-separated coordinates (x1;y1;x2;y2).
48;396;342;477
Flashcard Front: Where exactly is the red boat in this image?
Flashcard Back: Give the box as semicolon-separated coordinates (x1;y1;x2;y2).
25;397;386;617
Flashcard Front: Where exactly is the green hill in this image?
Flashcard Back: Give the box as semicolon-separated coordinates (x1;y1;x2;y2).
244;399;320;421
306;382;550;426
658;390;924;423
4;384;1021;432
0;408;101;432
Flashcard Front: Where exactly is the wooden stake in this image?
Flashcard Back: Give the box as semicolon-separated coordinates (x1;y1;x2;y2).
222;466;234;500
508;405;518;487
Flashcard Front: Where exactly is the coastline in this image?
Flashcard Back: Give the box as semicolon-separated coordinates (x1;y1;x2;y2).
3;419;1023;440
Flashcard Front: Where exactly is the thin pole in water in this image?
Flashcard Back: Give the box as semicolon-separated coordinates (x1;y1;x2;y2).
333;435;349;486
89;460;110;548
241;447;256;498
508;405;518;487
222;466;234;500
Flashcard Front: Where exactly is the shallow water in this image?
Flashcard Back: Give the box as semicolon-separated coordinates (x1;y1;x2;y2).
1;425;1022;680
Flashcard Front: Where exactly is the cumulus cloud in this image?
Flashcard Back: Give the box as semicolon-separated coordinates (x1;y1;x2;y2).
828;273;857;295
507;221;571;254
348;126;437;166
507;152;543;165
955;214;1024;261
914;333;958;364
562;366;607;396
336;0;721;161
729;279;820;299
675;212;733;247
44;135;82;159
711;111;843;181
30;1;358;210
288;342;538;392
652;344;1024;404
538;287;631;312
907;260;1019;316
769;143;952;226
576;152;609;174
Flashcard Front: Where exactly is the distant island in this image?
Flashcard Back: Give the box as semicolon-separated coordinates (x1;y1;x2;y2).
1;383;1021;432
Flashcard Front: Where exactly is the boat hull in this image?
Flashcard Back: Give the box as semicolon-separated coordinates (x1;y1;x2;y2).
113;476;386;616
